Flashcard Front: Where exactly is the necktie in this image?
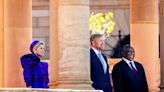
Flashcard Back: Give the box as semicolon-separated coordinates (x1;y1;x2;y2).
98;53;107;74
130;62;138;76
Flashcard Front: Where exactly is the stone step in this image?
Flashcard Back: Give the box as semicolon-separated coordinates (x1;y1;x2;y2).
0;88;102;92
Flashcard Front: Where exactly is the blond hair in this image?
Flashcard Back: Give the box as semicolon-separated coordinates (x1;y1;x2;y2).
32;41;45;51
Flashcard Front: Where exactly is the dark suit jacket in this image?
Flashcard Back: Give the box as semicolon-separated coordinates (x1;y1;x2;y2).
90;48;113;92
112;60;149;92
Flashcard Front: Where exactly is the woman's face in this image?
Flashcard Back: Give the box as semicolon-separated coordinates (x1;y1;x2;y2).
33;44;45;57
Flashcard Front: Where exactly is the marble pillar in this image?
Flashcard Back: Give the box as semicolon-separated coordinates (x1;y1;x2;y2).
49;0;59;88
50;0;92;89
130;0;160;92
0;0;4;87
4;0;32;87
160;0;164;92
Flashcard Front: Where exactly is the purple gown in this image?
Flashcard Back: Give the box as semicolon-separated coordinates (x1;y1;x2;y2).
20;54;49;88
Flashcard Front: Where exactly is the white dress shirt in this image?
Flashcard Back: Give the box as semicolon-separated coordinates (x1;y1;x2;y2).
123;57;137;71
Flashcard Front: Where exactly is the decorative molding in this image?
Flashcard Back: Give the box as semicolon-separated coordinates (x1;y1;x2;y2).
32;0;49;7
90;0;130;9
58;0;89;6
0;88;102;92
131;21;158;24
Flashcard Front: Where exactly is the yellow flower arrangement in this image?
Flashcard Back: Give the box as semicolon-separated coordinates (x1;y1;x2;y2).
89;12;115;37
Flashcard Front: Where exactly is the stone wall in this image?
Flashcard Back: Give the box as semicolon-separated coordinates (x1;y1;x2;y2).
0;88;102;92
32;0;50;60
32;0;130;59
32;16;50;60
90;0;130;57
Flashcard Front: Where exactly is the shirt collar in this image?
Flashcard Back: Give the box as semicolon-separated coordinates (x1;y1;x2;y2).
123;57;134;64
91;47;101;56
123;57;138;70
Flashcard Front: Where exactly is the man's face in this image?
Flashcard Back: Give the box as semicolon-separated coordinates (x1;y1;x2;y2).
123;47;135;61
92;36;105;51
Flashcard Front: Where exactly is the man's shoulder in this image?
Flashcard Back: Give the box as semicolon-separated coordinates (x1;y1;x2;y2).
90;48;94;53
134;61;142;66
90;48;95;55
133;61;145;70
113;60;125;69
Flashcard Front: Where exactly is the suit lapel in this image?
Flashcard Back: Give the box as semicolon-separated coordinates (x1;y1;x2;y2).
122;60;139;79
134;62;144;78
91;48;107;74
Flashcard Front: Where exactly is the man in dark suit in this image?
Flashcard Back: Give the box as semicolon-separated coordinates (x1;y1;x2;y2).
90;34;113;92
112;45;149;92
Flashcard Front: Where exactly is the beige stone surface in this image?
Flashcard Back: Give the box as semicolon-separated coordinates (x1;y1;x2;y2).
0;0;4;87
49;0;59;88
33;27;49;37
90;0;129;8
57;4;91;89
49;0;92;89
32;0;49;8
131;24;160;92
131;0;158;23
160;0;164;91
0;88;102;92
58;5;90;81
4;0;32;87
4;29;32;87
38;17;49;27
58;0;89;5
32;16;50;60
131;0;160;92
32;0;131;59
32;18;50;60
32;17;38;27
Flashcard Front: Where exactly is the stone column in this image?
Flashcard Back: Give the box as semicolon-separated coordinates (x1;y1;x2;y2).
4;0;32;87
160;0;164;92
50;0;92;89
0;0;4;87
49;0;59;88
130;0;160;92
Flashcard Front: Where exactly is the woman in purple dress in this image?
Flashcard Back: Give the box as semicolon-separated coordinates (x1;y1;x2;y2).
20;40;49;88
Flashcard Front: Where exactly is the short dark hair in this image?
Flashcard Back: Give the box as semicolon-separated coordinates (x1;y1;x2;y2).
122;44;134;54
90;34;103;45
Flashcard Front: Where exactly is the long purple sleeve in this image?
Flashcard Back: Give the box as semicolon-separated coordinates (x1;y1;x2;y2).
20;54;49;88
20;54;39;87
